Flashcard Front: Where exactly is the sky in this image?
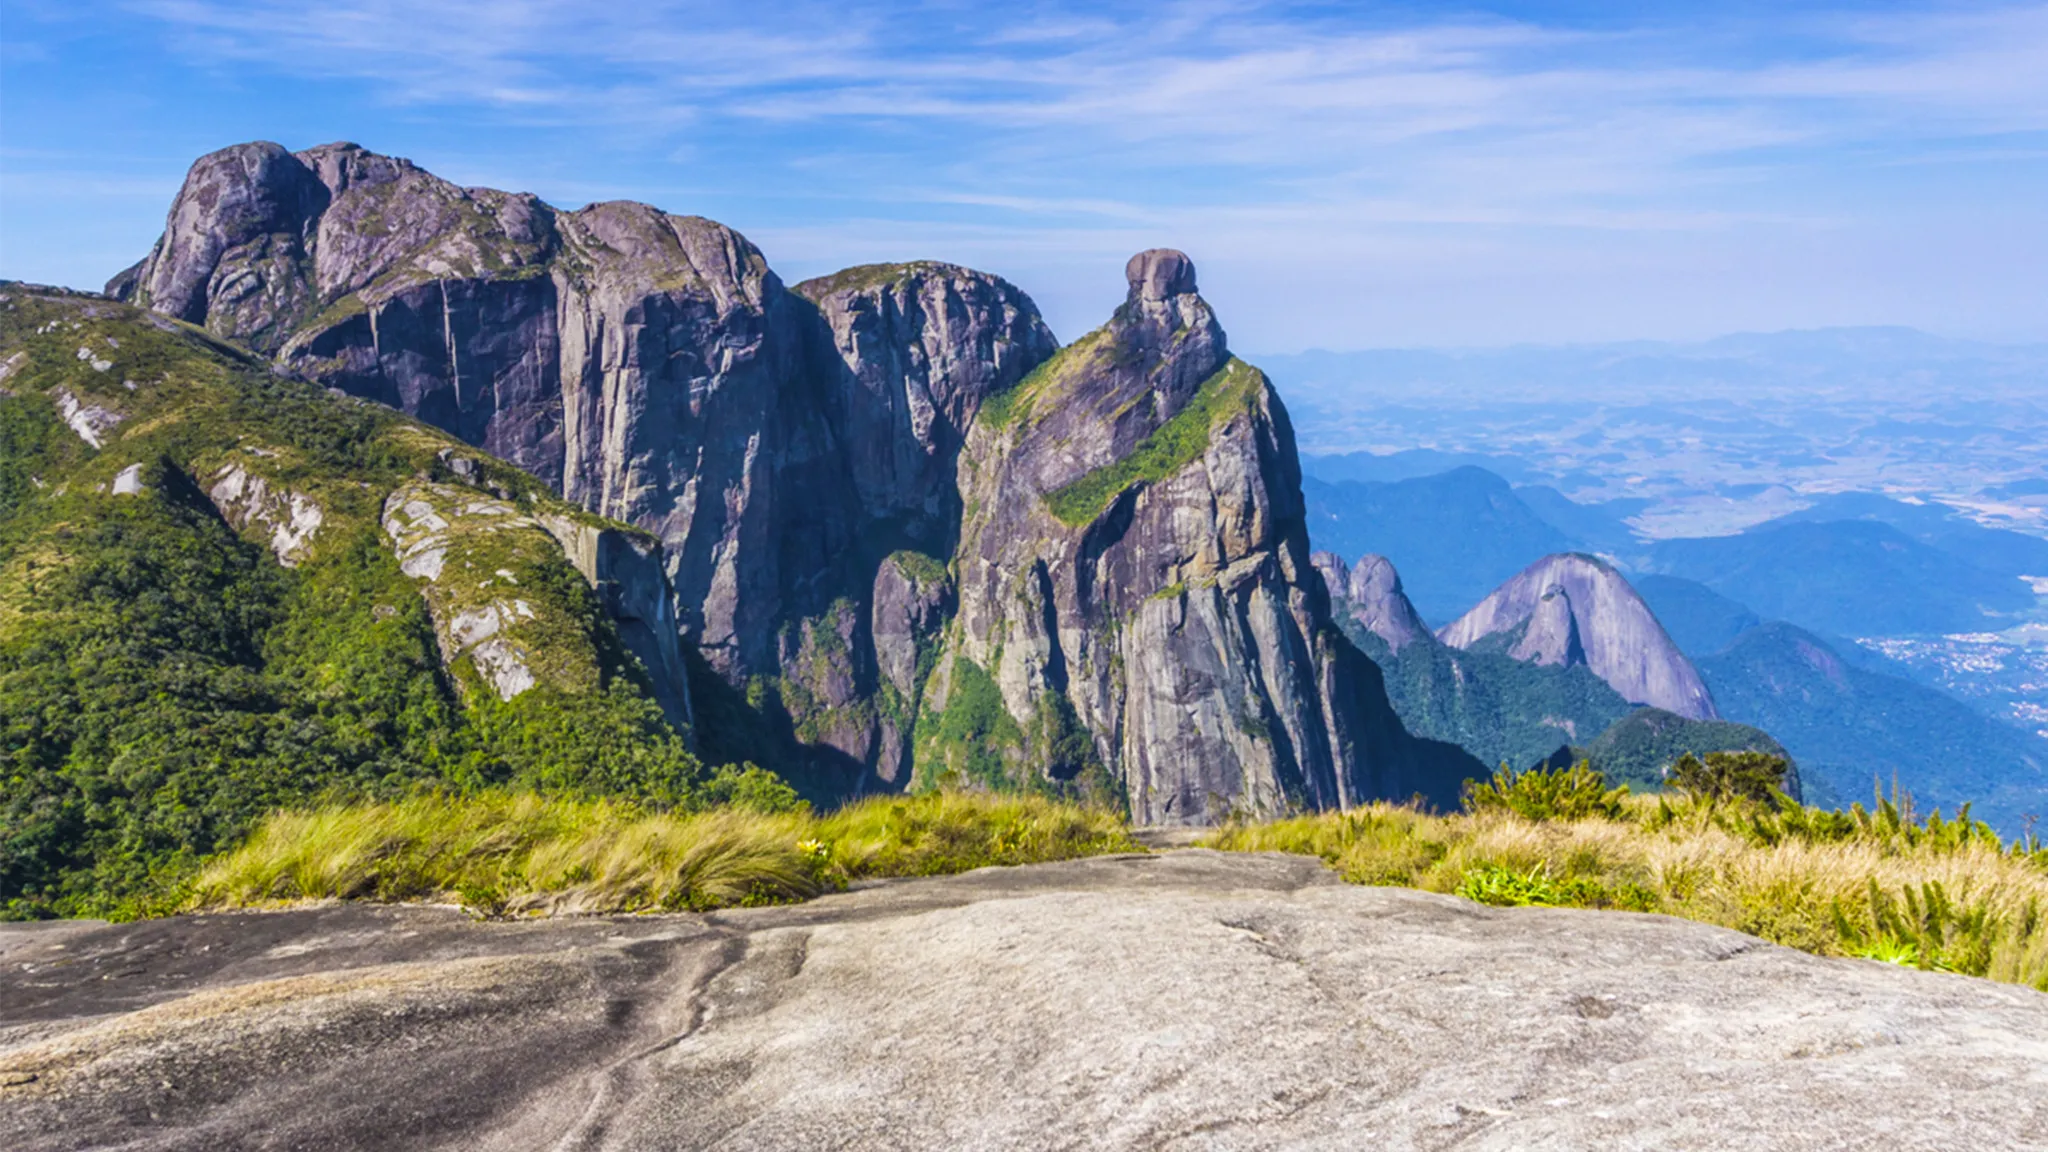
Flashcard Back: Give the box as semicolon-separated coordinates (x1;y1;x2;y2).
2;0;2045;350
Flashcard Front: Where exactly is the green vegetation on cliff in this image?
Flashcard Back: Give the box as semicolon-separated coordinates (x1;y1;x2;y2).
1044;358;1265;527
1345;624;1635;770
0;289;708;919
1581;707;1793;795
914;657;1025;790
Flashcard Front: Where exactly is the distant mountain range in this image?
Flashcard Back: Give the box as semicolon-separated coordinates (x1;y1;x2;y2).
1699;624;2046;824
1318;550;1784;794
1649;520;2035;638
1303;457;2043;638
1304;458;2048;832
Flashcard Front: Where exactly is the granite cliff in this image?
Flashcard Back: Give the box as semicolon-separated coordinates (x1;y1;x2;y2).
928;252;1474;823
110;141;1059;792
110;142;1478;818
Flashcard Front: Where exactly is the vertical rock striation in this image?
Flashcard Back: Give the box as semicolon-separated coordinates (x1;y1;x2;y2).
113;144;1062;790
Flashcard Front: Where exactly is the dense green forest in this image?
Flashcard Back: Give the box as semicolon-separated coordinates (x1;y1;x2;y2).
1344;623;1635;771
0;291;770;919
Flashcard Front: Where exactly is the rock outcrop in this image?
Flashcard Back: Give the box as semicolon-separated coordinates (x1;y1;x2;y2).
1313;551;1432;652
205;459;325;567
932;251;1474;822
1439;553;1720;721
6;852;2045;1151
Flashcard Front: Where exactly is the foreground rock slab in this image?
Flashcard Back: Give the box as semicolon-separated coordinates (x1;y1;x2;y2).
3;852;2044;1150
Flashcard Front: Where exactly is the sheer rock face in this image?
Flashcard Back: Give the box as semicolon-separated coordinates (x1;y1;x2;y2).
768;265;1056;787
937;252;1471;824
794;262;1058;543
1438;553;1721;721
868;553;955;787
539;515;697;734
1315;552;1433;653
113;147;1054;785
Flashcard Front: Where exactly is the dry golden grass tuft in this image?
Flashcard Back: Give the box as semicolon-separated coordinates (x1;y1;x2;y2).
1203;788;2048;990
193;789;1139;916
195;767;2048;991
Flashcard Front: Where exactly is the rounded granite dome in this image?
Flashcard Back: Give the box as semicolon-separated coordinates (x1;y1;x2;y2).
1125;248;1198;301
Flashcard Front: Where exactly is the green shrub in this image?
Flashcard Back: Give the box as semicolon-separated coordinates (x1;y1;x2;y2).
1455;864;1659;912
1667;750;1791;804
1462;761;1627;821
696;762;809;814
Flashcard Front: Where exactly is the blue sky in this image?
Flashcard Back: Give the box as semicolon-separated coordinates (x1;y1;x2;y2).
2;1;2045;349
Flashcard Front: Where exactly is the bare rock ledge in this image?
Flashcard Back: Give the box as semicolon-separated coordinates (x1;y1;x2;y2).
3;852;2043;1150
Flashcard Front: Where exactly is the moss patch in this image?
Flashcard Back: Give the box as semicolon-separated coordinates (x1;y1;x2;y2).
915;658;1025;791
1042;357;1264;527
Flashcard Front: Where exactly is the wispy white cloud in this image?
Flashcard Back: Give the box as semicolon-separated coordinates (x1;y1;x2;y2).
113;0;2048;216
6;2;2043;343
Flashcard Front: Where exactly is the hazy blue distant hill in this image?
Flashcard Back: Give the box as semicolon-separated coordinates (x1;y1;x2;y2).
1303;448;1545;485
1700;623;2048;834
1302;468;1571;624
1983;478;2048;499
1752;493;2048;583
1650;520;2034;637
1511;484;1648;556
1635;575;1764;659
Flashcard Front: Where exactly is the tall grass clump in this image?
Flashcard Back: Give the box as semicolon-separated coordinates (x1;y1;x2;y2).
1204;761;2048;992
194;789;1139;916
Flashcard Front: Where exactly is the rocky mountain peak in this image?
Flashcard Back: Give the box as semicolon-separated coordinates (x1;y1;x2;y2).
119;141;331;332
1316;551;1433;653
935;250;1476;822
1438;553;1720;721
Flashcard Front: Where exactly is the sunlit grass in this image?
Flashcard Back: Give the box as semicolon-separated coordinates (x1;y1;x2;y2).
193;789;1140;916
1203;783;2048;991
195;765;2048;992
